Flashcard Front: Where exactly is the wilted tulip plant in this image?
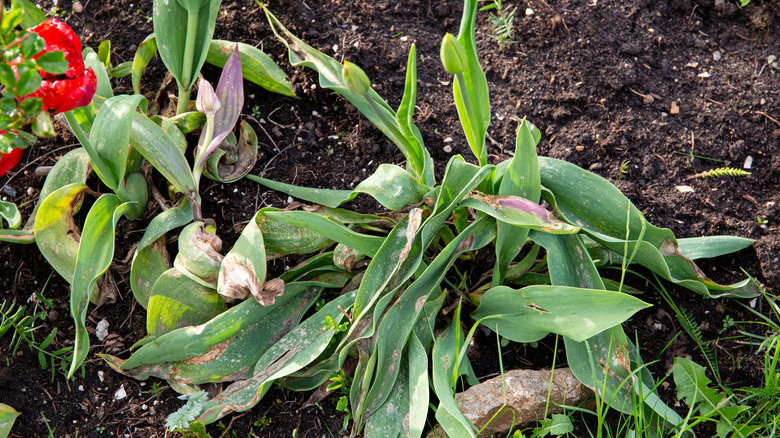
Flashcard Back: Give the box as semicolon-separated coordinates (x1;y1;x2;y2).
0;0;760;436
89;1;760;437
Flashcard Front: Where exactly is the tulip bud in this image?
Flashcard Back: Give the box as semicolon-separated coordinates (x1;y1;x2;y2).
440;33;467;75
195;76;221;115
342;61;371;96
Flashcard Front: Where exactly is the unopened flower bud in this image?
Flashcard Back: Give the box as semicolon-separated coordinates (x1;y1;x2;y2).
342;61;371;96
196;77;220;115
440;33;467;75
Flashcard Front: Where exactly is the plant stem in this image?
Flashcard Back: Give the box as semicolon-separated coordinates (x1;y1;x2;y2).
192;113;215;191
63;111;131;202
177;9;200;114
365;97;423;180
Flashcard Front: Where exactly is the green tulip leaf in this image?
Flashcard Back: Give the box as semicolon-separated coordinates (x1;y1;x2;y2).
207;40;294;97
147;268;226;335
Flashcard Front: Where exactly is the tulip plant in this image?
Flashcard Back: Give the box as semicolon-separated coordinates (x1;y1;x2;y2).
0;0;760;436
90;1;760;437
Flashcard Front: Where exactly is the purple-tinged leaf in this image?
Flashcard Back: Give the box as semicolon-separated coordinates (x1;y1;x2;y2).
198;45;244;164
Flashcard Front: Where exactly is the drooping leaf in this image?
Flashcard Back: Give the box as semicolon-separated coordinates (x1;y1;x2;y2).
264;8;430;184
34;183;89;284
206;40;295;97
539;157;757;298
68;194;136;378
189;290;357;425
676;236;755;260
472;285;650;343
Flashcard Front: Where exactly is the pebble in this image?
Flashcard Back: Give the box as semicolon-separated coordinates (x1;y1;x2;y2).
525;8;534;16
443;145;452;153
589;163;603;170
675;185;694;193
72;1;83;13
114;385;127;400
670;101;680;115
713;50;722;61
575;145;585;152
698;71;711;78
743;155;753;169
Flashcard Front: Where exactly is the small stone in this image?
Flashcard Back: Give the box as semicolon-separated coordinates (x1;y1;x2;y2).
575;145;585;152
743;155;753;169
713;50;722;61
698;71;711;78
72;1;83;13
589;163;603;170
670;101;680;115
95;319;110;341
443;137;453;143
443;145;453;153
114;385;127;400
760;98;766;105
643;95;655;105
525;7;534;15
675;185;694;193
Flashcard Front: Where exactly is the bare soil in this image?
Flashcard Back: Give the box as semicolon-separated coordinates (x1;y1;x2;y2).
0;0;778;436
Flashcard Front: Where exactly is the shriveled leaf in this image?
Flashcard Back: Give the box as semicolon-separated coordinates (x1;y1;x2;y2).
217;210;267;303
68;194;136;378
204;121;257;183
473;285;650;343
207;40;294;97
146;268;226;335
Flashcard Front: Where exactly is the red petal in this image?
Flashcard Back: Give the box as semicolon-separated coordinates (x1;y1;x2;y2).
30;67;97;113
0;147;24;177
29;18;85;79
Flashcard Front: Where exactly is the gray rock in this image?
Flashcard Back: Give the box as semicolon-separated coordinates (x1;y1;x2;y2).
427;368;592;437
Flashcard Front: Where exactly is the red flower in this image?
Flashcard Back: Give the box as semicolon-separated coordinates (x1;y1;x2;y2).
25;19;96;114
0;147;24;177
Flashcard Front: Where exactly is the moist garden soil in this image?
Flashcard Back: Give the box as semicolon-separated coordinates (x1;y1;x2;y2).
1;0;779;436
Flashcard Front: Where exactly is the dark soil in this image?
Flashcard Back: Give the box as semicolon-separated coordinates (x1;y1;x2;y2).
1;0;778;436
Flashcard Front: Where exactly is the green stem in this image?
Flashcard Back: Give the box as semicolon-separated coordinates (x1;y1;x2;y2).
365;97;422;179
456;73;486;167
192;113;215;191
177;10;200;114
176;81;192;115
63;111;131;202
